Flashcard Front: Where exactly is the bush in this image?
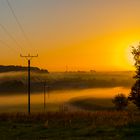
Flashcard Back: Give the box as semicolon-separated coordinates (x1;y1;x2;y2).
112;93;129;110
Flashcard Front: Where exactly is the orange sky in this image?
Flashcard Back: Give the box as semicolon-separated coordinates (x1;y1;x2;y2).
0;0;139;71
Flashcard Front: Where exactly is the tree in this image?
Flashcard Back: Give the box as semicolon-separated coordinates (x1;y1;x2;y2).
128;44;140;109
112;93;129;110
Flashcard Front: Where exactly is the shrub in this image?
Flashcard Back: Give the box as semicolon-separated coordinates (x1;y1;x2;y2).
112;93;129;110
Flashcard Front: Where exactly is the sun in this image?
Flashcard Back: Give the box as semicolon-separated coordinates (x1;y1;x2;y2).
125;43;138;66
126;47;134;65
113;39;137;70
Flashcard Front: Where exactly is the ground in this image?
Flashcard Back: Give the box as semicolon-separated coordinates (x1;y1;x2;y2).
0;111;140;140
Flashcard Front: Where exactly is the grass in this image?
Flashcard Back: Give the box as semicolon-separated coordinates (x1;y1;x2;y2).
0;71;135;93
69;98;115;111
0;71;138;139
69;98;137;111
0;111;140;140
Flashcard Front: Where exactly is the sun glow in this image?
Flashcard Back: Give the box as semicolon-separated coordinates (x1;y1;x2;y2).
126;46;135;66
125;41;140;68
1;1;140;72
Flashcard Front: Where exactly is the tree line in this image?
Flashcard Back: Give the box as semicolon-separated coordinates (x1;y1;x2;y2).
0;65;49;73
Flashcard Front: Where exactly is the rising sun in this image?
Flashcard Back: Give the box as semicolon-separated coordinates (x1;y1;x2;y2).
126;44;136;66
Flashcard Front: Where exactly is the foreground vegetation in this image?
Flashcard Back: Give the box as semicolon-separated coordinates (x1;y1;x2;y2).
0;111;140;140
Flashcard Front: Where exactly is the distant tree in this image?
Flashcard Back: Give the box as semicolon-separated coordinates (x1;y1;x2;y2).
0;65;49;73
128;44;140;109
112;93;129;110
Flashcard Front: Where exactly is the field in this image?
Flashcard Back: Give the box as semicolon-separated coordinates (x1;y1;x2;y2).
0;71;135;93
69;97;136;111
0;98;139;140
0;71;139;139
0;111;140;140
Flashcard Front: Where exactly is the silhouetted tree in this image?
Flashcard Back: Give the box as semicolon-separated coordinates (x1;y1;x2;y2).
112;93;128;110
0;65;49;73
128;45;140;109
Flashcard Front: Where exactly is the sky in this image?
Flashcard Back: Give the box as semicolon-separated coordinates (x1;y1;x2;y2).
0;0;140;71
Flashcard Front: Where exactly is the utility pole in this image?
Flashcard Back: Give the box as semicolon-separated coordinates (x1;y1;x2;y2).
66;65;68;72
43;81;50;111
43;81;46;110
20;54;38;115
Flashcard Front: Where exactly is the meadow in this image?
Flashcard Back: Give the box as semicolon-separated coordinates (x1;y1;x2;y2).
0;71;139;140
0;111;140;140
69;97;135;111
0;94;139;140
0;71;135;93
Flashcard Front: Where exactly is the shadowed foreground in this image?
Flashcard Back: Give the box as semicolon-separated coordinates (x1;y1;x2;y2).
0;111;140;140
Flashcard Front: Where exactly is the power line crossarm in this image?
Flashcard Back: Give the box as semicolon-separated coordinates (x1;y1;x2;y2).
20;54;38;60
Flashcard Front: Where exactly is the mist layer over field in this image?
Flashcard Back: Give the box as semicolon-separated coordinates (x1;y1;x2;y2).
0;71;135;94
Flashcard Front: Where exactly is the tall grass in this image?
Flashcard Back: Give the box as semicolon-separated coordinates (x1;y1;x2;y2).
0;111;140;139
0;111;139;128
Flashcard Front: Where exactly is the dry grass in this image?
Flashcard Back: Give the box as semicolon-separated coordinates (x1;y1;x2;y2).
0;111;140;139
0;110;139;128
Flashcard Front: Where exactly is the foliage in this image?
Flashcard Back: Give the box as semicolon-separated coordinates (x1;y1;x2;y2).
0;65;49;73
129;44;140;109
112;93;129;110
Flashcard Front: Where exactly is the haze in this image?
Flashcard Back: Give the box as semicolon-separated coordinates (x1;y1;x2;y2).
0;0;139;71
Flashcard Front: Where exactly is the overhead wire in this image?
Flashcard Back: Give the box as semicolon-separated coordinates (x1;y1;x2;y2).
0;23;22;52
0;39;18;54
6;0;33;50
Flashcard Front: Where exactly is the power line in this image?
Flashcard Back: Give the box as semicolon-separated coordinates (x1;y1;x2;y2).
0;23;22;51
6;0;32;48
0;39;18;54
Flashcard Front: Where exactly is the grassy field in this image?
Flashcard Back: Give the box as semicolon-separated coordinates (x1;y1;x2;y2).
0;71;138;139
69;97;137;111
0;98;139;140
0;111;140;140
0;71;135;93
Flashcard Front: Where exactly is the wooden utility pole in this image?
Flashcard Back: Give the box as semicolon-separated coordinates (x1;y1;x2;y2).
43;81;50;111
43;81;46;110
20;54;38;115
